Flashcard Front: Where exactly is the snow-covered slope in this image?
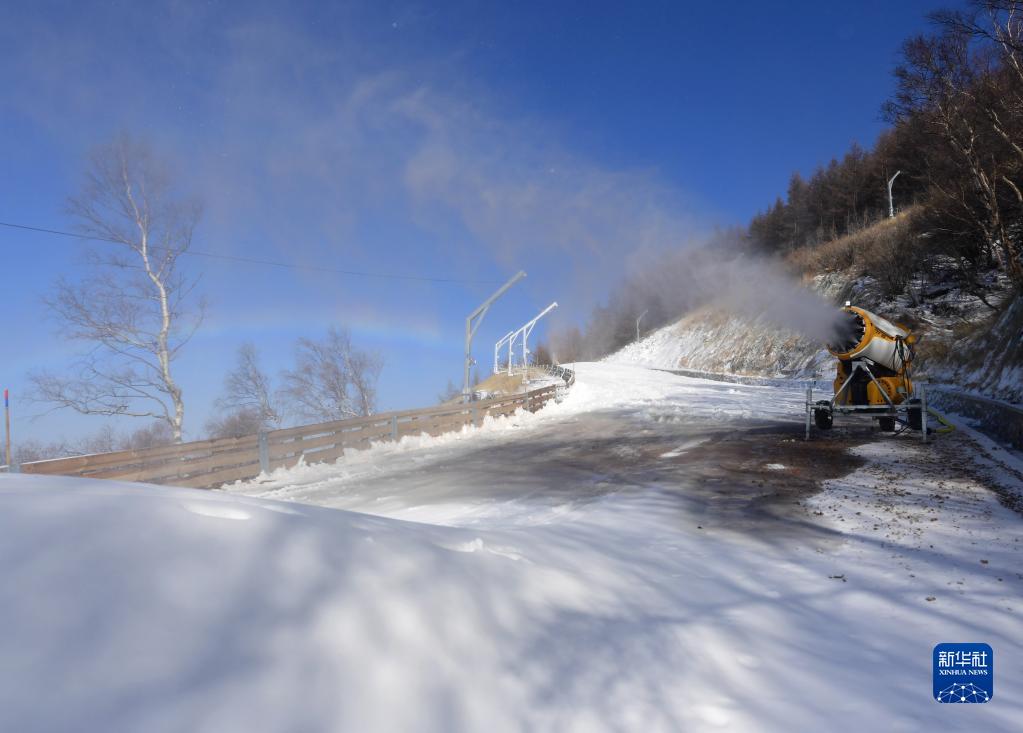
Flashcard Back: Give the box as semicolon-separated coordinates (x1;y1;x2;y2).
609;306;830;377
5;363;1019;731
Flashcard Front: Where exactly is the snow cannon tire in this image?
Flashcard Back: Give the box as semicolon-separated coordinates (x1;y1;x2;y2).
906;398;923;431
813;402;833;431
878;416;897;432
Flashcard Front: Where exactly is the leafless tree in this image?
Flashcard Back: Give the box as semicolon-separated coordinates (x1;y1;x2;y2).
213;343;281;431
438;380;462;403
121;421;174;450
438;371;480;403
549;325;584;363
13;420;173;464
532;342;554;366
75;424;120;455
280;327;382;422
14;438;74;465
30;135;205;442
73;421;172;453
207;343;280;438
205;408;265;439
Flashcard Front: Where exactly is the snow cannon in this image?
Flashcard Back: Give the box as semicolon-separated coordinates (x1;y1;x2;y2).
806;303;928;438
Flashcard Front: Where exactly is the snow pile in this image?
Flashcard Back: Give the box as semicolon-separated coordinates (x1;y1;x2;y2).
3;363;1021;731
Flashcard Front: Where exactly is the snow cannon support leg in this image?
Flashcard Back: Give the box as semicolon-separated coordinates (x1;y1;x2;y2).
921;385;928;444
805;386;812;441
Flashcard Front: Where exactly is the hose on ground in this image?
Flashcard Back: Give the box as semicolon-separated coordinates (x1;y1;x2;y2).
927;407;956;435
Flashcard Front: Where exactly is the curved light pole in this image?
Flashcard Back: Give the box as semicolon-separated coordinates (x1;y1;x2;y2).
887;170;902;218
464;271;526;402
636;309;649;341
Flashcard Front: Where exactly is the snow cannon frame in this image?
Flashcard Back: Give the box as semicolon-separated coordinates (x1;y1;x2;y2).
804;304;929;441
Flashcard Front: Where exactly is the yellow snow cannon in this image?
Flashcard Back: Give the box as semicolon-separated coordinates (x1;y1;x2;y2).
805;303;929;439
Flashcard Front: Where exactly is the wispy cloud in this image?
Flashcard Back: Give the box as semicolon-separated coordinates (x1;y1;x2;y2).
200;301;444;345
3;1;715;322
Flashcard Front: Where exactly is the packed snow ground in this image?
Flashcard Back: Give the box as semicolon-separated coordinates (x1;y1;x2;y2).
1;363;1021;732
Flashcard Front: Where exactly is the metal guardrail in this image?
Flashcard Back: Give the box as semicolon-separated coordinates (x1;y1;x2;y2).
659;367;791;387
660;365;1023;452
534;363;576;400
536;362;576;386
926;385;1023;452
8;383;564;489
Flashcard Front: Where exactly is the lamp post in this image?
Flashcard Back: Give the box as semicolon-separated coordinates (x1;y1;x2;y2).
887;170;902;218
463;271;526;402
4;389;10;469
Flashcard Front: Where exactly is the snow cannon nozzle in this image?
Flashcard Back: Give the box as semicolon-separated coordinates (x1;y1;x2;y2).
827;307;865;354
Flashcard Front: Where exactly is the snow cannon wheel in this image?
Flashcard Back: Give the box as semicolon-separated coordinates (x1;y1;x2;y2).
906;398;923;431
813;401;833;430
878;416;897;432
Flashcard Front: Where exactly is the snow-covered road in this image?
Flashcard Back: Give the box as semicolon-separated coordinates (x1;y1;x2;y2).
228;364;820;530
1;363;1021;732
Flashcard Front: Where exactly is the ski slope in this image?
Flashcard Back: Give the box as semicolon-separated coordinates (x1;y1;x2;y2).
1;363;1021;732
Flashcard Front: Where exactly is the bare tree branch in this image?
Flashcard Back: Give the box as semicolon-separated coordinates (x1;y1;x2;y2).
33;134;204;441
212;343;282;432
279;327;383;423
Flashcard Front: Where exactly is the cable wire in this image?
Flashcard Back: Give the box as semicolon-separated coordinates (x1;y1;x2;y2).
0;220;502;285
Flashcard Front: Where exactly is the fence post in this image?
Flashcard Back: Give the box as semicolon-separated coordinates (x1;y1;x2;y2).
258;431;270;474
390;414;398;442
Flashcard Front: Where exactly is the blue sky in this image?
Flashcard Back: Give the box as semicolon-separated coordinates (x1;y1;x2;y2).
1;0;959;444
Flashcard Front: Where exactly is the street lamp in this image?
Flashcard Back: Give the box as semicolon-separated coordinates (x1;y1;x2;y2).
887;170;902;218
636;309;649;341
463;271;526;402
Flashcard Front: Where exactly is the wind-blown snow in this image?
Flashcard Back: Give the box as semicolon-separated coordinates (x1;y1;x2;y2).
1;363;1020;732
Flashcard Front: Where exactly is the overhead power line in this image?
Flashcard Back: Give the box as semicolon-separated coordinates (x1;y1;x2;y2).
0;220;502;285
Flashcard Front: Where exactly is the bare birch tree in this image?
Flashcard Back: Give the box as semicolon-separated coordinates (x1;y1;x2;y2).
207;343;281;437
280;327;382;422
30;135;204;442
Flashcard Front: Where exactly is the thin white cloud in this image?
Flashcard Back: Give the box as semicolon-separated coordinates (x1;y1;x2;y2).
3;1;716;319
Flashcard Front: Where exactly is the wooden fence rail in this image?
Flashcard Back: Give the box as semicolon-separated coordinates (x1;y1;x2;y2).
14;382;564;489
